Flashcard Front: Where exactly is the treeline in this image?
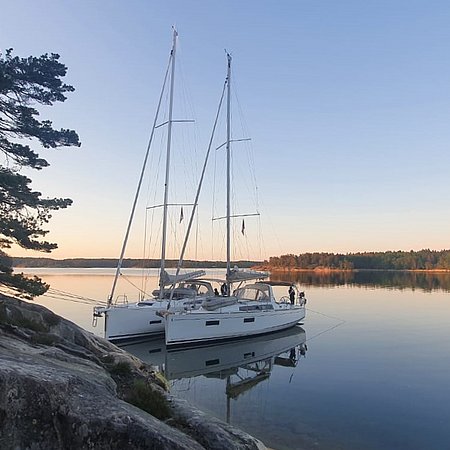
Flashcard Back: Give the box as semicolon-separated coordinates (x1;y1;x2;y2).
265;250;450;271
12;257;260;269
269;270;450;292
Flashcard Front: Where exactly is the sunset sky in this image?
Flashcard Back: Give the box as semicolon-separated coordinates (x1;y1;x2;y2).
2;0;450;261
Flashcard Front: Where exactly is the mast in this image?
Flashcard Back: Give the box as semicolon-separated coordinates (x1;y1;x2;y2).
226;53;232;294
107;33;172;307
159;28;178;299
167;79;227;307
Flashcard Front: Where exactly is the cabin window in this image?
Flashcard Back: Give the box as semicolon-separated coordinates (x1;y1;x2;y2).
244;317;255;323
239;305;258;312
234;288;255;300
149;320;162;325
235;287;269;301
239;304;274;312
256;290;268;301
197;284;210;295
206;320;220;326
205;359;220;366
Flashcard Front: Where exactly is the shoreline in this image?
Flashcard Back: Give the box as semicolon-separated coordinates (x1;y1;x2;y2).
254;267;450;273
13;265;450;274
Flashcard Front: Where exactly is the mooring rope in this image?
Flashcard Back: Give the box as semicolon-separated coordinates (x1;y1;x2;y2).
44;288;107;306
303;307;347;343
305;307;347;323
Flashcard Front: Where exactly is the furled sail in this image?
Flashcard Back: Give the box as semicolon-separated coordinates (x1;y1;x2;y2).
226;266;269;283
160;269;206;286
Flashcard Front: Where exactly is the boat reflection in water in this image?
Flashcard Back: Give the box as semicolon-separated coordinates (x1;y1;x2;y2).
121;326;307;423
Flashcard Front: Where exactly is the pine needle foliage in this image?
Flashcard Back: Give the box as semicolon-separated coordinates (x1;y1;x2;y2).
0;49;80;298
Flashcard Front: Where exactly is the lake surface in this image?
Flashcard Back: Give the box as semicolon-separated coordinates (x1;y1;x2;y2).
20;268;450;450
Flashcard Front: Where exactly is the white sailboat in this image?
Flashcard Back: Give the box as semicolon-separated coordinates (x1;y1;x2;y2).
93;30;210;342
163;54;307;347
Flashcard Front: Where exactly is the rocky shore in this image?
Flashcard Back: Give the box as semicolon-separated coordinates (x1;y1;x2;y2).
0;293;266;449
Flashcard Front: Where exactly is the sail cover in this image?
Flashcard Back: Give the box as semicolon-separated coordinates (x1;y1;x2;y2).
160;269;206;286
227;266;269;283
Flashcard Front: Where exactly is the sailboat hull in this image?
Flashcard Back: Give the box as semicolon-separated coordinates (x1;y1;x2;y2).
104;303;168;342
165;305;305;347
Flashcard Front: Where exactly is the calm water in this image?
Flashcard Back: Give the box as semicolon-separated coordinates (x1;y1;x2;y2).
21;268;450;450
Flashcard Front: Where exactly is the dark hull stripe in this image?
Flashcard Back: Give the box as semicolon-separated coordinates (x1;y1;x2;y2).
108;329;164;343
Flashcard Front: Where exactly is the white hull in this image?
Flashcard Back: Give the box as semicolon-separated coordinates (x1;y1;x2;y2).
100;280;214;342
103;302;169;342
165;304;305;347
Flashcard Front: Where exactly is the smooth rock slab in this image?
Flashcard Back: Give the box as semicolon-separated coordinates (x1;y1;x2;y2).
0;294;267;449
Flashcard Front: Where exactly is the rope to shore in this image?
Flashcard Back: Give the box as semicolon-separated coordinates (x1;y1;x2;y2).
305;307;347;323
303;307;346;343
43;288;107;306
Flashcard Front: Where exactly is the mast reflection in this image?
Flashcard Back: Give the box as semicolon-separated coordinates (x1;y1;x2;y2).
121;326;307;423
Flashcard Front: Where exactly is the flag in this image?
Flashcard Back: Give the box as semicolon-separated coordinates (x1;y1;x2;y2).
179;207;184;223
241;219;245;235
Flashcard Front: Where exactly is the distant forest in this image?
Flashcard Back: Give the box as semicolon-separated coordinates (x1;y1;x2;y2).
13;250;450;271
12;257;259;269
264;250;450;271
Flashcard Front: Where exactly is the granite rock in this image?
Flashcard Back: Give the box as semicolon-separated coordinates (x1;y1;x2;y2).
0;294;266;450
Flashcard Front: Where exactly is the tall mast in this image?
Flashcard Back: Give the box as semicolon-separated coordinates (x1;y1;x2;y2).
167;79;227;307
226;53;232;292
107;34;172;307
159;28;178;299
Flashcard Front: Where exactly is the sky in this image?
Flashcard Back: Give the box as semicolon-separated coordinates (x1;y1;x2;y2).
2;0;450;261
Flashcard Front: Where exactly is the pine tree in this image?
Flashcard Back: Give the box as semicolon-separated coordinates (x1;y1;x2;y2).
0;48;80;298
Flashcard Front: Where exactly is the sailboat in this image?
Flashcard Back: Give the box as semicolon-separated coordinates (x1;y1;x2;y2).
163;54;307;347
93;30;212;342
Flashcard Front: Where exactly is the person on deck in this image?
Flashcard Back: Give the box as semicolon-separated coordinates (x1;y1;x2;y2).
221;283;229;296
288;285;295;305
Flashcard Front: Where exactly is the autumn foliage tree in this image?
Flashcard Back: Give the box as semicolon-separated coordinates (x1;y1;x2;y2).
0;49;80;297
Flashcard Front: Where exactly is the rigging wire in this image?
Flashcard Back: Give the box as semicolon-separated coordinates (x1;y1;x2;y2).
210;80;230;261
120;273;152;298
39;288;107;306
42;293;106;307
140;60;171;296
140;37;199;272
142;120;166;295
167;77;228;295
231;71;272;264
211;115;218;260
46;288;101;304
141;208;149;297
232;78;259;210
108;47;172;305
225;65;261;264
258;214;263;262
177;45;200;206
